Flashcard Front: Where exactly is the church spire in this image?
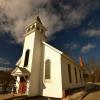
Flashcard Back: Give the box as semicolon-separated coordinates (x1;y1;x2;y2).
36;16;42;24
25;16;47;35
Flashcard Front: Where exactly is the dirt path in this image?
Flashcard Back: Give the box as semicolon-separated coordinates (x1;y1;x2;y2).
0;94;60;100
0;93;22;100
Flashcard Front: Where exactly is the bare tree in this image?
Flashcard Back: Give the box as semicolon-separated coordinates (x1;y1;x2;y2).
86;57;100;82
0;70;15;93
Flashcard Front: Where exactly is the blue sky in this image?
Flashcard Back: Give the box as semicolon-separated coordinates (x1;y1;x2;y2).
0;0;100;68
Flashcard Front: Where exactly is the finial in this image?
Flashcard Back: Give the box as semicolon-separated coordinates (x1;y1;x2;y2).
36;16;42;24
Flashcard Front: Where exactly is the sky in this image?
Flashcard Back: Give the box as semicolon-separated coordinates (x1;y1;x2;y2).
0;0;100;69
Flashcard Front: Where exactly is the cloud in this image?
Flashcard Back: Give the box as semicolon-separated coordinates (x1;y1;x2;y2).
60;0;100;26
0;57;11;65
82;28;100;38
0;67;12;71
0;0;63;43
0;0;99;43
64;42;80;50
81;43;96;53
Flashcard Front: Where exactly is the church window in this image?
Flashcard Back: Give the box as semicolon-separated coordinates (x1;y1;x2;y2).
26;28;30;33
74;67;78;83
31;25;35;29
68;64;72;83
24;49;30;67
40;29;44;33
79;70;81;82
36;26;40;30
45;59;51;79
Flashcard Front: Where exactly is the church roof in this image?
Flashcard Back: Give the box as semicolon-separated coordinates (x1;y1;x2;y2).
42;41;63;54
11;67;30;76
16;57;21;66
42;41;83;70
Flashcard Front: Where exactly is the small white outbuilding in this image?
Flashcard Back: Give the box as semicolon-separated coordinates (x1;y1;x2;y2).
11;16;85;98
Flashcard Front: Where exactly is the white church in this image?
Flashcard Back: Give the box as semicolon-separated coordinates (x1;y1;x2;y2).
11;16;85;98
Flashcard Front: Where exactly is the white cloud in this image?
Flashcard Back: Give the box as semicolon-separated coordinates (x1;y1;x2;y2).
0;57;11;65
0;67;12;71
0;0;99;43
67;10;85;25
82;28;100;38
81;43;96;53
60;0;100;26
0;0;63;43
64;42;80;50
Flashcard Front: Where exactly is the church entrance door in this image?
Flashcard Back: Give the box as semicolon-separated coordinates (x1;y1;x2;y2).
18;76;27;94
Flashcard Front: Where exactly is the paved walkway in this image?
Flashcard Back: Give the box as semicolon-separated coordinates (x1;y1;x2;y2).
83;84;100;100
64;83;100;100
83;91;100;100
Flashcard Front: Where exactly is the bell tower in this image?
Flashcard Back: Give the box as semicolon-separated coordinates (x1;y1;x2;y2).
19;16;47;70
19;16;47;96
25;16;47;39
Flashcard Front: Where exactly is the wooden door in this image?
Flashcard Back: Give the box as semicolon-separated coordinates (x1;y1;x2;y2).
18;77;27;94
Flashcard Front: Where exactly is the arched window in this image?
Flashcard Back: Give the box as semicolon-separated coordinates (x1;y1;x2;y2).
45;59;51;79
31;25;35;29
36;26;40;31
26;27;30;33
24;49;30;67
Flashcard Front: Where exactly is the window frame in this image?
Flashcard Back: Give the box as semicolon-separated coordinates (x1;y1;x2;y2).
74;67;78;83
68;64;72;83
44;59;51;82
24;49;30;67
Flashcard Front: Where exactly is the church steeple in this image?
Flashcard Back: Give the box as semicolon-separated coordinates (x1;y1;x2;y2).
18;16;47;71
25;16;47;36
36;16;42;24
